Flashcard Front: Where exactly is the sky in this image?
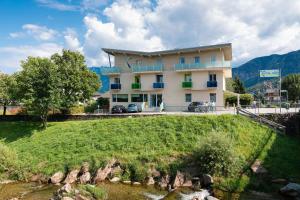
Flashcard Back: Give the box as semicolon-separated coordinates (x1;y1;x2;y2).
1;0;300;74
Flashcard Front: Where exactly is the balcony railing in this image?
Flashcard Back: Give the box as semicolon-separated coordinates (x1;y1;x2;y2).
132;64;164;73
111;83;121;90
207;81;218;87
153;82;164;89
101;67;121;75
174;61;231;71
132;83;141;89
182;81;192;88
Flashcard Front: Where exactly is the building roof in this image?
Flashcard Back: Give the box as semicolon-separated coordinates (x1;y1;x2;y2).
102;43;232;59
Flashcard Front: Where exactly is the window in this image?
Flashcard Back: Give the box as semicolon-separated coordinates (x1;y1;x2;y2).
156;74;163;83
114;77;120;84
194;56;200;63
134;76;140;83
210;93;216;103
211;55;217;64
184;73;192;82
179;57;185;64
112;94;128;102
131;94;148;102
185;93;192;102
209;73;217;81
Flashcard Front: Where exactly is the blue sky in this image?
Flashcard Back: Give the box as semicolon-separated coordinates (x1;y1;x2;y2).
1;0;300;74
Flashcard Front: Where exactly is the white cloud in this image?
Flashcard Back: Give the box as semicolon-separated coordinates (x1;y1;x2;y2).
0;43;62;73
81;0;108;12
10;24;58;41
36;0;78;11
63;28;83;52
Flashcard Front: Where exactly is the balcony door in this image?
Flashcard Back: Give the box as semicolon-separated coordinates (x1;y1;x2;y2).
150;94;162;107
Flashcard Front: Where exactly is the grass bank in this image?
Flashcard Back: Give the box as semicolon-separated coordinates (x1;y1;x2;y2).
0;115;299;192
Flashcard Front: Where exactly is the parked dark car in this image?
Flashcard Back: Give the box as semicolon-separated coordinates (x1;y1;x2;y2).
127;103;142;113
188;101;208;112
111;105;127;114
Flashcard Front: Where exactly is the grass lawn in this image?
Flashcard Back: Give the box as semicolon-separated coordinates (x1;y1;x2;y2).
0;115;299;193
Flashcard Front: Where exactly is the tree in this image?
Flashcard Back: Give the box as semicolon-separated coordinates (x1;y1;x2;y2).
225;78;235;92
282;74;300;102
232;76;246;94
0;72;17;116
51;50;100;114
16;57;61;128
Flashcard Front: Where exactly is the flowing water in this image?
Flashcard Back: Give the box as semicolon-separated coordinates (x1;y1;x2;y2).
0;182;244;200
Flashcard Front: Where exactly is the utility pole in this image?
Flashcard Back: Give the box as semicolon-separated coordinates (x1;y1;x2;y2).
279;68;282;113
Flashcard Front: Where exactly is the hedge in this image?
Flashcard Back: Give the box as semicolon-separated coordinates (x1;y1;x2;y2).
224;91;253;106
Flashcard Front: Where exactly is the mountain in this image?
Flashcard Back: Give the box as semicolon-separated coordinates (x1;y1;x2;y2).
232;50;300;88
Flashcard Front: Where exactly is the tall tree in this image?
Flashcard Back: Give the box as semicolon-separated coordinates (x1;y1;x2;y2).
0;72;17;115
233;76;246;94
16;57;60;128
282;74;300;102
51;50;100;114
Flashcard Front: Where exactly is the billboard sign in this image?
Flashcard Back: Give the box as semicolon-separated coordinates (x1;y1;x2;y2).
260;69;280;78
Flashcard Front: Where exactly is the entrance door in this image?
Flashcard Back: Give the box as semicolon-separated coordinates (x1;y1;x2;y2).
150;94;162;107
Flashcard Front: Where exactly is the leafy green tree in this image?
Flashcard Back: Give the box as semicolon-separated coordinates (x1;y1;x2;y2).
282;74;300;102
16;57;61;128
233;76;246;94
51;50;100;114
225;78;235;92
0;72;17;116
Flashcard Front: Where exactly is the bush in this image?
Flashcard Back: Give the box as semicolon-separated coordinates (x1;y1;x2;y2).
224;91;253;106
69;105;85;114
79;184;107;200
194;133;241;177
0;142;23;180
84;97;109;113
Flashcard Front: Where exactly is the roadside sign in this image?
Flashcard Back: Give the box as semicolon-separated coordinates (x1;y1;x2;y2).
260;69;280;77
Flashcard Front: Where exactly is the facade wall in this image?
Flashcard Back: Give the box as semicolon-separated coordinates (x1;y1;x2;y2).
108;48;231;112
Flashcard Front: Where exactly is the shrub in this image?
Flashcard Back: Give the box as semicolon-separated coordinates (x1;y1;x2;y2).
79;184;107;200
69;105;85;114
240;94;254;106
194;133;241;177
84;98;109;113
224;91;253;106
0;142;23;180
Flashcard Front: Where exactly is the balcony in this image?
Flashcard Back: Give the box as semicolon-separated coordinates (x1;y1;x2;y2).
174;61;231;71
132;64;164;73
101;67;121;75
132;83;141;89
207;81;218;87
110;83;121;90
153;82;164;89
182;81;192;88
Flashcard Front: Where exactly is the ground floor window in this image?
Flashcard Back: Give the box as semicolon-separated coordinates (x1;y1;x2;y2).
131;94;148;102
210;93;216;103
185;93;192;102
150;94;162;107
112;94;128;102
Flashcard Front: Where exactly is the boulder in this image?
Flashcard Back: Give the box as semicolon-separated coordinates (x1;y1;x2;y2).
158;175;170;188
30;174;48;183
201;174;213;187
110;165;123;178
146;176;155;185
206;196;219;200
147;167;161;178
110;177;121;183
75;194;90;200
94;159;116;183
280;183;300;197
182;180;193;187
133;182;141;185
251;160;268;174
79;172;91;184
50;171;65;184
62;197;74;200
80;162;89;173
60;183;72;193
173;171;185;188
64;169;79;184
122;180;131;184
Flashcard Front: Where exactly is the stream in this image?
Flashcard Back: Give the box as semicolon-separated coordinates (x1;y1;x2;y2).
0;182;242;200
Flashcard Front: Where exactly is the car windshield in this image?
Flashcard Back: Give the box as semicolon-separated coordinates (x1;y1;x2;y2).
128;104;136;107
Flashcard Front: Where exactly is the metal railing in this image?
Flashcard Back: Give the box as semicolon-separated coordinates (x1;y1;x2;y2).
132;64;164;73
101;67;121;75
237;107;286;134
174;61;231;71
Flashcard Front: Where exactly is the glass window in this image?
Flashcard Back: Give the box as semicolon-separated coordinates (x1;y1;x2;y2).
114;77;120;84
156;74;163;83
211;55;217;64
131;94;148;102
185;93;192;102
210;93;216;102
179;57;185;64
209;73;217;81
194;56;200;63
184;73;192;82
112;94;117;102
